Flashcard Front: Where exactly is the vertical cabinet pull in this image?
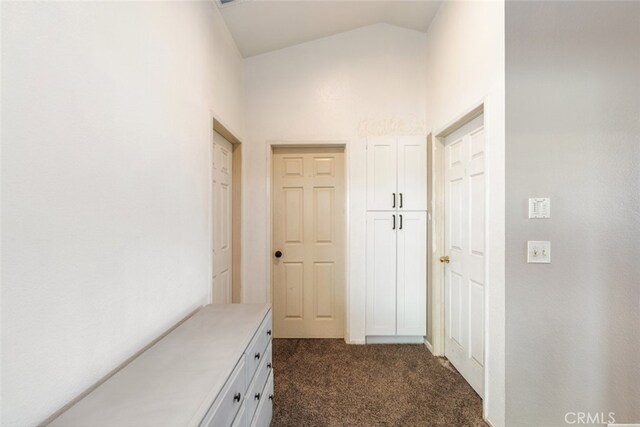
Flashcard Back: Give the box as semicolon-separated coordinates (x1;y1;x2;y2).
399;214;403;230
392;214;396;230
399;193;403;208
392;193;396;208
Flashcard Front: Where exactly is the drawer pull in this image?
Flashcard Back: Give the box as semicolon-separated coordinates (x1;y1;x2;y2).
233;392;241;403
267;363;272;369
267;329;272;336
254;392;261;401
254;352;261;360
269;394;273;401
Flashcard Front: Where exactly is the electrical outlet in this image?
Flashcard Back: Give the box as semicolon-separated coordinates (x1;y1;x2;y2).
527;241;551;264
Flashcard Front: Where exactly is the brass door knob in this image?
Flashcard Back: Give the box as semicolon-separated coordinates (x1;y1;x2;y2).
440;256;450;263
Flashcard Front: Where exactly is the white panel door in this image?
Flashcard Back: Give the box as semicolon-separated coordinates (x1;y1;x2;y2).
272;147;345;338
366;211;397;335
396;211;427;336
212;132;233;304
444;114;485;397
397;137;427;211
367;137;398;211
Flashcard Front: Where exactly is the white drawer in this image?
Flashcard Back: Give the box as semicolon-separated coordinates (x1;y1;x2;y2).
200;359;246;427
245;311;272;386
250;371;273;427
245;343;272;424
231;402;247;427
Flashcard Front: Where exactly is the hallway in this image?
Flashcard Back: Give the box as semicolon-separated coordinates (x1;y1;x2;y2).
272;340;485;426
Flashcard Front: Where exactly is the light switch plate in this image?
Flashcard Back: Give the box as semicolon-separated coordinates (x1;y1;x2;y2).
527;241;551;263
529;198;551;218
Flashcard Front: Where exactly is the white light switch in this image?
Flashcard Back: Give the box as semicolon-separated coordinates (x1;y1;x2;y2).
527;241;551;264
529;198;550;218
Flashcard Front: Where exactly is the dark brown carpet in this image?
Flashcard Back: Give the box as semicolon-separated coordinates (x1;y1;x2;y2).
272;339;486;427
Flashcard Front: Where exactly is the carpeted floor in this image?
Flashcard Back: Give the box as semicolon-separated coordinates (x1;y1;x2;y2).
272;339;486;427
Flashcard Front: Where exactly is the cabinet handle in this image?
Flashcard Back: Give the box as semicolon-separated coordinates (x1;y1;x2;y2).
269;394;274;401
267;363;272;369
255;392;261;401
392;214;396;230
392;193;396;208
399;193;403;208
399;214;403;230
255;352;261;360
267;329;272;336
233;392;241;402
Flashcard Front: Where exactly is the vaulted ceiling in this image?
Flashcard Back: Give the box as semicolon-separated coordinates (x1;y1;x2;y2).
217;1;443;57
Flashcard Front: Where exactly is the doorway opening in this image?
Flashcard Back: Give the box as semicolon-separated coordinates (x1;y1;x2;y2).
211;118;242;304
270;145;347;338
431;105;486;398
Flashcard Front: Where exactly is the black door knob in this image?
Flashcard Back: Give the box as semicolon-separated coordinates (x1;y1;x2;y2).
275;251;282;258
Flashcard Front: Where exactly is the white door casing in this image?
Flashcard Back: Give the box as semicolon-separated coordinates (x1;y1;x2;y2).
444;114;485;397
272;147;345;338
212;132;233;304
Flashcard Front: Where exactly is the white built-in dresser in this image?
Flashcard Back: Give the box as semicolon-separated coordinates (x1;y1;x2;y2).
50;304;273;427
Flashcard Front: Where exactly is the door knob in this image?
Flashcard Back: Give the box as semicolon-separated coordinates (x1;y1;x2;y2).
440;256;450;263
274;251;282;258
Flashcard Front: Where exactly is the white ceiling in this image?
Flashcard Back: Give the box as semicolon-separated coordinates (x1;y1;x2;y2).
218;0;443;57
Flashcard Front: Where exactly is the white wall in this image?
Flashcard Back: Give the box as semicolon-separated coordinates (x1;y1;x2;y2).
424;1;505;426
506;2;640;425
241;23;427;343
0;1;242;425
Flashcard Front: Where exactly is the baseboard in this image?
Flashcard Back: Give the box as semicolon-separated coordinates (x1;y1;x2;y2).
424;339;434;354
346;338;366;345
366;336;425;344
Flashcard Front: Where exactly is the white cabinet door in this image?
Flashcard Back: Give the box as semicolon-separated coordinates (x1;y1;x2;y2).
366;212;397;335
397;137;427;211
396;211;427;336
367;137;397;211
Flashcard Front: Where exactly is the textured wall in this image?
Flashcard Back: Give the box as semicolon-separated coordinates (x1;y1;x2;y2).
424;1;505;424
1;1;242;425
241;23;428;343
506;2;640;425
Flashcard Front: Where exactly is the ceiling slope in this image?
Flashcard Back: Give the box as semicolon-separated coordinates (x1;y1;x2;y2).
218;0;443;57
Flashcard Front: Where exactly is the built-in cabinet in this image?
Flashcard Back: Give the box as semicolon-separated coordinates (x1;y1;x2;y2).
366;136;427;338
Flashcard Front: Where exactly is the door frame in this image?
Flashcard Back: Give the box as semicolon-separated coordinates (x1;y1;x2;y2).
429;97;505;425
266;139;350;340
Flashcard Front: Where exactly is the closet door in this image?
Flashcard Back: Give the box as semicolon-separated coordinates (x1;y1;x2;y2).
397;137;427;211
396;211;427;336
366;212;397;335
366;137;397;211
